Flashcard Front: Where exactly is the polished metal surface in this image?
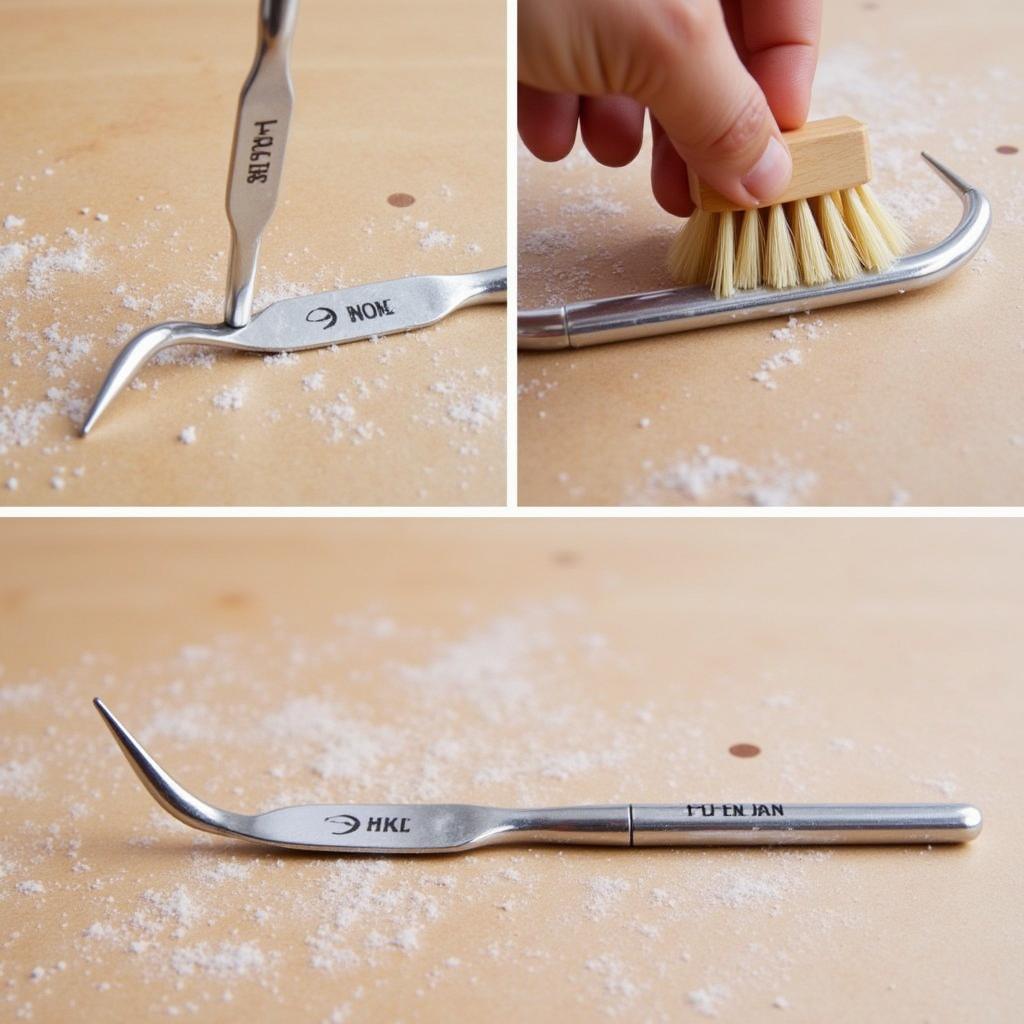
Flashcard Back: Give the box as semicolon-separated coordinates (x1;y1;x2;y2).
80;267;507;435
95;700;981;854
517;154;990;350
225;0;298;327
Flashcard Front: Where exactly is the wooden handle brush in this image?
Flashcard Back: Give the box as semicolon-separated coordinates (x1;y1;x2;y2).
668;116;909;298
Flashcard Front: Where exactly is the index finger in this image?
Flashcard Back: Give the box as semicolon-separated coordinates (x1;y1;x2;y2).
739;0;822;130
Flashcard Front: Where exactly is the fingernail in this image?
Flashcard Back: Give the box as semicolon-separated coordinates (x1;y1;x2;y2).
741;136;792;205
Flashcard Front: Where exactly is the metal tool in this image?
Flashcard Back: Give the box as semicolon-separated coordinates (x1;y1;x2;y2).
80;268;506;435
80;0;505;436
94;699;982;854
225;0;298;327
518;153;990;350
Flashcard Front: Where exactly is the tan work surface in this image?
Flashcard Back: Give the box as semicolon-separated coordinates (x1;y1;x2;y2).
1;519;1020;1021
518;0;1023;506
0;0;506;506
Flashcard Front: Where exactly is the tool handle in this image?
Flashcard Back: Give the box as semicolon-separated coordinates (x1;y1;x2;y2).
224;0;299;327
630;803;982;846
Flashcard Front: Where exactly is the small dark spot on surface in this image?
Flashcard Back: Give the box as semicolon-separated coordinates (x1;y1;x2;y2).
387;192;416;207
218;591;250;610
551;550;581;566
729;743;761;758
996;145;1018;155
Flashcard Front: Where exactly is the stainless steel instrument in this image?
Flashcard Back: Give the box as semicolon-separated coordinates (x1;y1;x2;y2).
518;154;990;350
225;0;298;327
80;0;506;436
95;699;982;854
79;268;506;435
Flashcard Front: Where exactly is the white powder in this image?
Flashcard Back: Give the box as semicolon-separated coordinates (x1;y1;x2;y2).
638;417;651;429
170;941;266;977
445;392;503;431
0;242;26;275
302;371;325;392
584;876;631;920
178;425;197;445
50;474;65;491
4;477;17;490
16;880;45;895
4;214;25;230
419;229;454;250
1;759;41;798
27;232;100;296
212;385;246;411
688;985;731;1017
634;446;817;507
95;212;109;222
263;351;299;367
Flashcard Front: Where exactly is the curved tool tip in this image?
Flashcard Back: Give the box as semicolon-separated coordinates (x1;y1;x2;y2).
920;152;972;196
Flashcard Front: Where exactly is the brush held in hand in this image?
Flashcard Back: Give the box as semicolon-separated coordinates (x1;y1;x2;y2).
668;116;909;298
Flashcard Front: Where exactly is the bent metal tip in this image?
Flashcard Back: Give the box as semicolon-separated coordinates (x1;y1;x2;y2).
79;268;506;436
93;700;982;856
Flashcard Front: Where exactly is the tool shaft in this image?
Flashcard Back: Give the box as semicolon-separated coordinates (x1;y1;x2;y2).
224;0;298;327
628;803;980;846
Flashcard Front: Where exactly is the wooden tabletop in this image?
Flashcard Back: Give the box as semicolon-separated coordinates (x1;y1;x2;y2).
1;519;1020;1021
518;0;1024;506
0;0;506;506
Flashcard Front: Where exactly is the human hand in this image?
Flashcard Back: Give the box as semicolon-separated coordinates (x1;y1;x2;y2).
518;0;822;215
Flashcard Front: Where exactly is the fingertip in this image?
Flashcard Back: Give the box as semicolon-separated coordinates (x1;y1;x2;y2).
579;96;645;167
650;128;695;217
518;84;580;162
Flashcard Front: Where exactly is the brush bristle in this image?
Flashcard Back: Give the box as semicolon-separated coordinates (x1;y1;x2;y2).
841;186;894;271
668;178;908;294
667;209;717;285
764;203;798;289
855;184;909;256
792;197;832;286
711;211;735;298
819;192;861;279
734;208;762;290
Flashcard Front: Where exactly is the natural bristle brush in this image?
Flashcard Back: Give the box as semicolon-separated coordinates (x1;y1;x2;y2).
668;116;910;298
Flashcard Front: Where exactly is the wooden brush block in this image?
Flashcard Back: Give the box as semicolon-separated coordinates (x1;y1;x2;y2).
688;116;872;212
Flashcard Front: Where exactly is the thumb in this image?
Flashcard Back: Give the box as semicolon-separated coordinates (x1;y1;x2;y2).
639;2;792;208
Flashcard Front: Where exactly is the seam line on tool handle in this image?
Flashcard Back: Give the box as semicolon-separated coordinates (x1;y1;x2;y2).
628;804;634;846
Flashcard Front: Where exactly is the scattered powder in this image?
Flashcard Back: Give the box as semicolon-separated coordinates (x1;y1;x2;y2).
633;446;817;507
212;385;246;411
688;985;731;1017
263;351;299;367
4;214;25;230
27;232;100;296
773;996;790;1010
638;417;651;429
302;371;325;392
753;348;803;389
50;474;65;491
178;425;197;445
95;212;109;223
170;941;266;977
584;876;631;920
16;880;45;895
444;392;503;431
0;759;41;798
0;242;26;275
4;477;17;491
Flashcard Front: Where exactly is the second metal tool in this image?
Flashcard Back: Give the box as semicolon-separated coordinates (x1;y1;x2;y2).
224;0;298;327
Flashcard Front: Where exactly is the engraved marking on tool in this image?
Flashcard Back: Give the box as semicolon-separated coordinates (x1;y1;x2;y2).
346;299;395;324
324;813;360;835
306;307;338;330
366;816;412;833
685;804;785;818
247;119;278;184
